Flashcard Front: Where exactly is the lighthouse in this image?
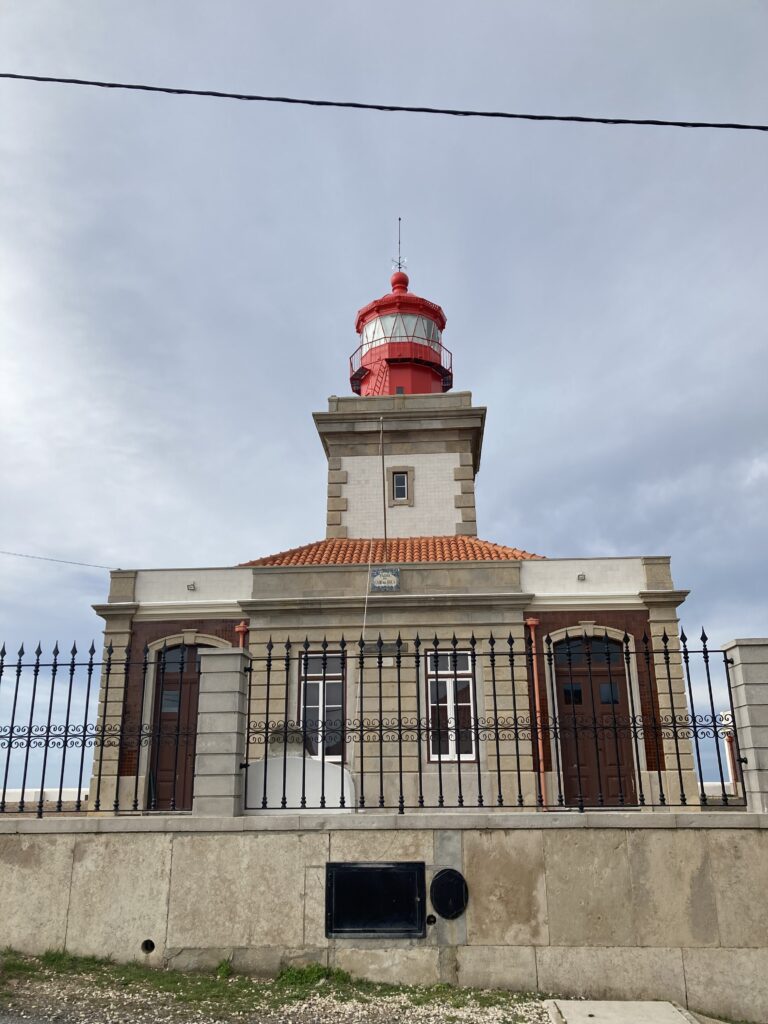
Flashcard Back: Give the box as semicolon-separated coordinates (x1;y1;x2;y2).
349;271;453;396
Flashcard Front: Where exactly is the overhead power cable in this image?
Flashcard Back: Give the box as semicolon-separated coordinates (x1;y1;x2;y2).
0;549;117;570
1;72;766;133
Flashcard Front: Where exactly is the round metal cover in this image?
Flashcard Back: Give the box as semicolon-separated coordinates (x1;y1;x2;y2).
430;868;469;920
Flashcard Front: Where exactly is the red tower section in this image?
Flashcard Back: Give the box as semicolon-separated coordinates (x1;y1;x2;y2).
349;271;453;396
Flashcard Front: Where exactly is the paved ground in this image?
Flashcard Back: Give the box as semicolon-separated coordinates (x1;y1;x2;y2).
547;1003;695;1024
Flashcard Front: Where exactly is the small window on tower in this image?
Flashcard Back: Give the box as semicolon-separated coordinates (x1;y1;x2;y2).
395;386;405;395
393;472;408;501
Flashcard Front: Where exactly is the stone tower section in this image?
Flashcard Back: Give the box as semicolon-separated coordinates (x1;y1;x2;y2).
316;273;486;539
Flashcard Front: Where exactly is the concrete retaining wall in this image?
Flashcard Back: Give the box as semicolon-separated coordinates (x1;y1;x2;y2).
1;814;767;1022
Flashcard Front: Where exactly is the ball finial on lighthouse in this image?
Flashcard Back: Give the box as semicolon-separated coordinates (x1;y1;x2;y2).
390;270;409;294
349;270;453;397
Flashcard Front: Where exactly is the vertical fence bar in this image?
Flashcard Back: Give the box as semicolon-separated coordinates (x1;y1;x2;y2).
700;630;727;805
584;636;604;808
260;639;273;810
170;643;185;812
642;632;665;806
300;639;309;810
662;630;686;805
376;634;384;808
19;644;42;812
506;634;522;808
320;638;328;809
490;635;504;806
414;634;424;808
432;636;444;808
36;643;59;817
680;630;708;805
357;636;366;809
132;644;149;811
56;644;76;812
564;633;584;812
75;643;95;812
95;642;115;812
604;633;626;806
469;635;483;807
395;633;404;814
525;632;543;808
623;633;645;806
148;643;164;812
0;645;23;813
339;637;347;809
451;635;464;808
281;639;291;809
113;645;131;813
544;635;564;806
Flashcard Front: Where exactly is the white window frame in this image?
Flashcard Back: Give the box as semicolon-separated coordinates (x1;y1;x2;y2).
426;650;476;762
299;651;346;763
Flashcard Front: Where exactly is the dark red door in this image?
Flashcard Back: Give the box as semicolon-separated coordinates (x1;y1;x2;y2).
553;637;638;807
149;645;205;810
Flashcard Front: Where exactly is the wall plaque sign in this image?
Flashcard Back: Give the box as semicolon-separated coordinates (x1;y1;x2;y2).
370;567;401;592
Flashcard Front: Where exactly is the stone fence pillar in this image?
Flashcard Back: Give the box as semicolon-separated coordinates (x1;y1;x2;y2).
723;638;768;814
193;648;250;816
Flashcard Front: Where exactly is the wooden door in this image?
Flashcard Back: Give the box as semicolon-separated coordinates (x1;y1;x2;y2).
553;637;638;807
149;644;205;810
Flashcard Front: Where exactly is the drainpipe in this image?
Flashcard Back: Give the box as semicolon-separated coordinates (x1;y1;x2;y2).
525;618;548;808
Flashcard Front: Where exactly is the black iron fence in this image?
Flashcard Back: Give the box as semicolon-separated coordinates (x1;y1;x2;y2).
0;630;747;816
242;630;746;812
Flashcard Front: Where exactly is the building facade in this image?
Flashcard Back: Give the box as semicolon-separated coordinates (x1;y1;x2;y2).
91;271;696;815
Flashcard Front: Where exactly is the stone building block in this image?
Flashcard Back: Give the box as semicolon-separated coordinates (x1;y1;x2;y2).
461;507;477;522
460;479;475;494
627;830;718;947
536;947;686;1004
197;710;246;734
107;570;137;602
328;457;342;470
454;466;474;480
327;497;348;512
455;522;477;536
189;795;241;816
329;828;433;864
682;947;768;1023
454;494;475;508
459;452;473;466
198;691;245;715
331;947;440;986
192;774;243;798
326;510;342;526
707;830;768;947
167;834;327;949
544;830;633;946
723;638;768;813
67;834;171;964
463;830;548;945
326;525;348;538
0;834;74;953
328;470;348;484
456;945;537;991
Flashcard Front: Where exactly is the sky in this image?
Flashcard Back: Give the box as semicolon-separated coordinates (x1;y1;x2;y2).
0;1;767;655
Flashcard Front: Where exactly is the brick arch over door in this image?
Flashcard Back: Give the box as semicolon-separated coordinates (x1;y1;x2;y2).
117;620;240;790
525;610;665;782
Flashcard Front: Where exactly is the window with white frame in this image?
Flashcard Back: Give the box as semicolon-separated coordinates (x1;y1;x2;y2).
427;651;476;761
392;471;408;501
300;652;345;760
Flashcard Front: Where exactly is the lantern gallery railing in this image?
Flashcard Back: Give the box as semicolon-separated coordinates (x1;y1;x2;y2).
0;631;747;816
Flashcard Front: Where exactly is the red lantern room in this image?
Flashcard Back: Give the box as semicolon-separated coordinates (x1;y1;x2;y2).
349;271;453;396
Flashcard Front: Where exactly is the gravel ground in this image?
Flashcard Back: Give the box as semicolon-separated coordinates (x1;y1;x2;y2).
0;970;549;1024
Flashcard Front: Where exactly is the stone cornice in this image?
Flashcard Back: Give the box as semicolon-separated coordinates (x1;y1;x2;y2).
239;592;535;614
638;589;690;608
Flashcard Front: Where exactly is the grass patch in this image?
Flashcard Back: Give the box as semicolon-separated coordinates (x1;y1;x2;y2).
0;950;546;1018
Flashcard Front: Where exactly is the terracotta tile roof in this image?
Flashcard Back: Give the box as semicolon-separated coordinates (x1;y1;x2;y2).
241;536;544;567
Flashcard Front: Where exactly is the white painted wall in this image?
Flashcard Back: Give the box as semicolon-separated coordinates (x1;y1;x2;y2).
134;568;253;605
521;558;646;596
341;452;461;537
